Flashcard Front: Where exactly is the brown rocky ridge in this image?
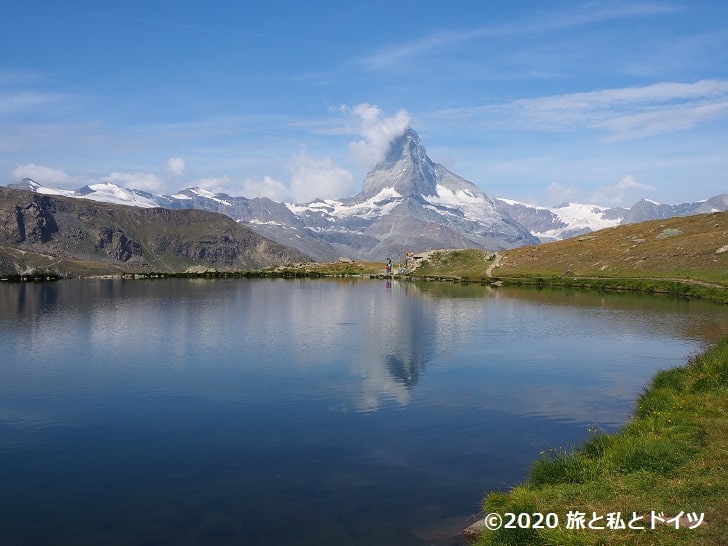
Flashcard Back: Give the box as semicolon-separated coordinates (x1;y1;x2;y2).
0;186;310;277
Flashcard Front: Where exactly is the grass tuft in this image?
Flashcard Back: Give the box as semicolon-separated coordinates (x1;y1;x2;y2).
529;448;592;486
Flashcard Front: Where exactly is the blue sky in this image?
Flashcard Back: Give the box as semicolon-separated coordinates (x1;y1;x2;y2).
2;1;727;206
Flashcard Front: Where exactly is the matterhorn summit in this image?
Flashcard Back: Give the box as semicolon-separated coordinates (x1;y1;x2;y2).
276;127;538;259
361;127;439;198
167;127;539;260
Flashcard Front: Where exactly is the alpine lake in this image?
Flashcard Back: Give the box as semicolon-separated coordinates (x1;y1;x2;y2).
1;277;727;546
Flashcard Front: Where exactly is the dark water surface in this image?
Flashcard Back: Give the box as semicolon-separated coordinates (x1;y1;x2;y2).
1;278;726;545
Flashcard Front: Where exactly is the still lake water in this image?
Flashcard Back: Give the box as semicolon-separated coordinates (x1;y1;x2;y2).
1;278;727;545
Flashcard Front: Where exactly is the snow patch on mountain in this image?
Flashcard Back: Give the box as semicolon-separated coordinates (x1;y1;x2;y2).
287;187;403;221
496;198;625;241
171;187;232;206
13;177;77;197
34;185;77;198
423;184;497;222
78;183;160;208
432;184;482;205
543;202;623;234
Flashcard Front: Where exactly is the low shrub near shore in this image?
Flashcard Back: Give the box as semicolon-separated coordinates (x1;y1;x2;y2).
475;337;728;545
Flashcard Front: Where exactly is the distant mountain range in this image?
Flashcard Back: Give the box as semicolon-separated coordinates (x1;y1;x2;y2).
495;195;728;242
6;127;728;261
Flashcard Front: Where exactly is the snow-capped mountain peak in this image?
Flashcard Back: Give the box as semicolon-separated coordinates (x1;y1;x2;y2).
12;178;77;197
75;183;160;207
361;127;439;198
169;187;233;206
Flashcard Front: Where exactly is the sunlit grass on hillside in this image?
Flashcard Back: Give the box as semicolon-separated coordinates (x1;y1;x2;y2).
409;248;494;280
496;211;728;285
398;212;727;301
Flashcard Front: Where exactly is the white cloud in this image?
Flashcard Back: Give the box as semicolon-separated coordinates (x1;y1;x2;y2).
598;101;728;141
511;80;728;136
356;4;680;71
432;79;728;140
543;175;654;207
590;175;654;206
546;181;579;205
358;29;474;70
238;151;355;203
102;171;165;193
190;175;235;195
12;164;72;185
167;157;185;176
344;103;411;169
288;151;355;202
240;175;292;202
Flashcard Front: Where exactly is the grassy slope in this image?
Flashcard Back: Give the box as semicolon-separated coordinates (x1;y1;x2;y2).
496;211;728;284
0;245;128;276
403;213;728;303
408;248;496;279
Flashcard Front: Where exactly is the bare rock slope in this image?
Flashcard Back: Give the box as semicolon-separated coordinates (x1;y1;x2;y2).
0;186;309;276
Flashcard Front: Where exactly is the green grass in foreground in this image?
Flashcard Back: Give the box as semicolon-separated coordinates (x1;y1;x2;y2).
475;337;728;545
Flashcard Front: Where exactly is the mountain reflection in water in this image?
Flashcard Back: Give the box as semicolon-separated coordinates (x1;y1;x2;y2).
1;278;726;546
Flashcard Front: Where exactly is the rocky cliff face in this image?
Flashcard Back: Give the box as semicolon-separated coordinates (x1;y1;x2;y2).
0;187;309;276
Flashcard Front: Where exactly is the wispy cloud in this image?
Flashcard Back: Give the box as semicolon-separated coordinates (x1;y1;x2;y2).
12;164;73;185
555;2;681;26
288;151;355;202
590;175;655;205
233;104;410;202
0;91;64;114
357;28;484;71
597;101;728;141
190;175;235;195
341;104;411;169
0;69;47;86
101;171;165;193
430;79;728;140
239;152;355;203
239;175;290;202
356;2;680;70
166;157;185;177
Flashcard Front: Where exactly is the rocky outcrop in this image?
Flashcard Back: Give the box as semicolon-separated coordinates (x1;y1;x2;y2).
7;199;58;244
94;226;143;262
0;187;310;276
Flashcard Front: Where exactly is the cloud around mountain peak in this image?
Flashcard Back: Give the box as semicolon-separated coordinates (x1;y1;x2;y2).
344;103;412;170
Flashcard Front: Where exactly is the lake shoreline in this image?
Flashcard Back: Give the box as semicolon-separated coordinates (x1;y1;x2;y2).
468;334;728;545
5;267;726;304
